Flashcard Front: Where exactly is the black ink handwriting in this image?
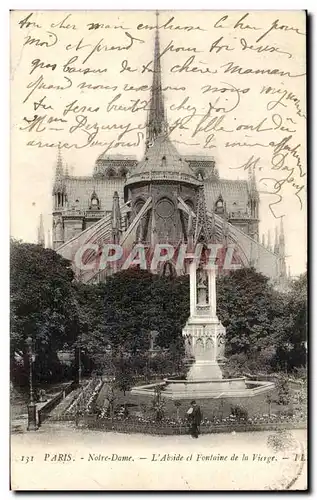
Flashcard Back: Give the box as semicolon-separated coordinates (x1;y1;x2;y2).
30;58;57;75
23;75;72;103
236;114;296;134
137;16;206;32
260;85;306;118
33;96;53;111
209;36;234;54
63;100;99;117
256;18;305;43
221;61;305;78
20;114;67;132
24;31;58;48
170;56;217;74
239;37;292;58
87;21;129;31
66;32;144;65
51;14;77;30
18;13;41;29
63;56;107;74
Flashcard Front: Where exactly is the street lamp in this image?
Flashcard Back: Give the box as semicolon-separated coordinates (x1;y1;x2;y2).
26;336;37;431
75;345;82;386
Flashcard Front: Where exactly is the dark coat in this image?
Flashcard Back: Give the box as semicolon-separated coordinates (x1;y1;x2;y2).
188;405;202;426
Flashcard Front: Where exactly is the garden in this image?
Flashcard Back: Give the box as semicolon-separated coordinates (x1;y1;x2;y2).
10;241;307;435
48;370;307;435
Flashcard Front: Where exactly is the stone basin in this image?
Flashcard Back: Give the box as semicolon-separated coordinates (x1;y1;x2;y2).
131;378;275;400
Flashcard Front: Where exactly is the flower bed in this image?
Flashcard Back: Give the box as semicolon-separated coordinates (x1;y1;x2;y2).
78;414;306;435
75;404;307;435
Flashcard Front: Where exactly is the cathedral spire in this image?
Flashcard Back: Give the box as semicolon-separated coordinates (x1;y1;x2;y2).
146;11;166;148
37;213;45;247
111;191;121;244
194;185;213;245
279;217;286;277
279;217;285;251
53;146;65;195
274;226;279;254
55;146;64;180
64;162;69;177
267;229;272;251
248;162;259;219
248;163;257;194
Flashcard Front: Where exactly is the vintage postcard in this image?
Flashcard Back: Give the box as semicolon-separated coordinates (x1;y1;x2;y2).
10;10;307;491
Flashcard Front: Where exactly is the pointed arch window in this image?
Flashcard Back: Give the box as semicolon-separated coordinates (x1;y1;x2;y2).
119;166;128;179
160;261;177;278
215;195;225;214
90;190;100;210
56;189;67;208
106;167;115;178
196;169;204;180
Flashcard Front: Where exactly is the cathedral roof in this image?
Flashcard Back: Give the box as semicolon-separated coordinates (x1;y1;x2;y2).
95;154;138;164
93;155;138;178
204;178;249;214
64;177;125;213
125;135;201;187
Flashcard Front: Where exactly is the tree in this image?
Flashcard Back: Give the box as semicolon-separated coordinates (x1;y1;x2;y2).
273;273;307;371
114;356;135;396
73;281;112;372
10;239;79;385
78;269;189;367
217;267;285;357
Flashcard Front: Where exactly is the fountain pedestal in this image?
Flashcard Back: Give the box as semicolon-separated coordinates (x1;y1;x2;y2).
183;261;226;381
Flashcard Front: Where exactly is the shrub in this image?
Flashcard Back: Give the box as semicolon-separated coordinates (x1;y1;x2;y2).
230;404;248;421
275;374;291;405
152;386;165;422
293;366;307;380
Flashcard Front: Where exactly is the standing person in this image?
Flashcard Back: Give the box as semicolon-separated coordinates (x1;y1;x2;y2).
187;400;202;438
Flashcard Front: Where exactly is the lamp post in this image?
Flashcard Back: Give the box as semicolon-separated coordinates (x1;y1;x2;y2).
78;347;82;385
26;336;38;431
75;345;82;386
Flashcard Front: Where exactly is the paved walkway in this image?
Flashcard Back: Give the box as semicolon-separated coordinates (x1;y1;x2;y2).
11;424;307;491
10;382;74;432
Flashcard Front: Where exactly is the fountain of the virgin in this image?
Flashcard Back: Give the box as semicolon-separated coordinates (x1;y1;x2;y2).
131;255;274;401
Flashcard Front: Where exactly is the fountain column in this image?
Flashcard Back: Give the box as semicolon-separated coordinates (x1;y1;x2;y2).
208;266;217;318
189;259;197;317
183;258;226;381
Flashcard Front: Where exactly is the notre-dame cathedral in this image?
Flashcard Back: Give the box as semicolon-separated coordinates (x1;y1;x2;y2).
49;18;287;287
